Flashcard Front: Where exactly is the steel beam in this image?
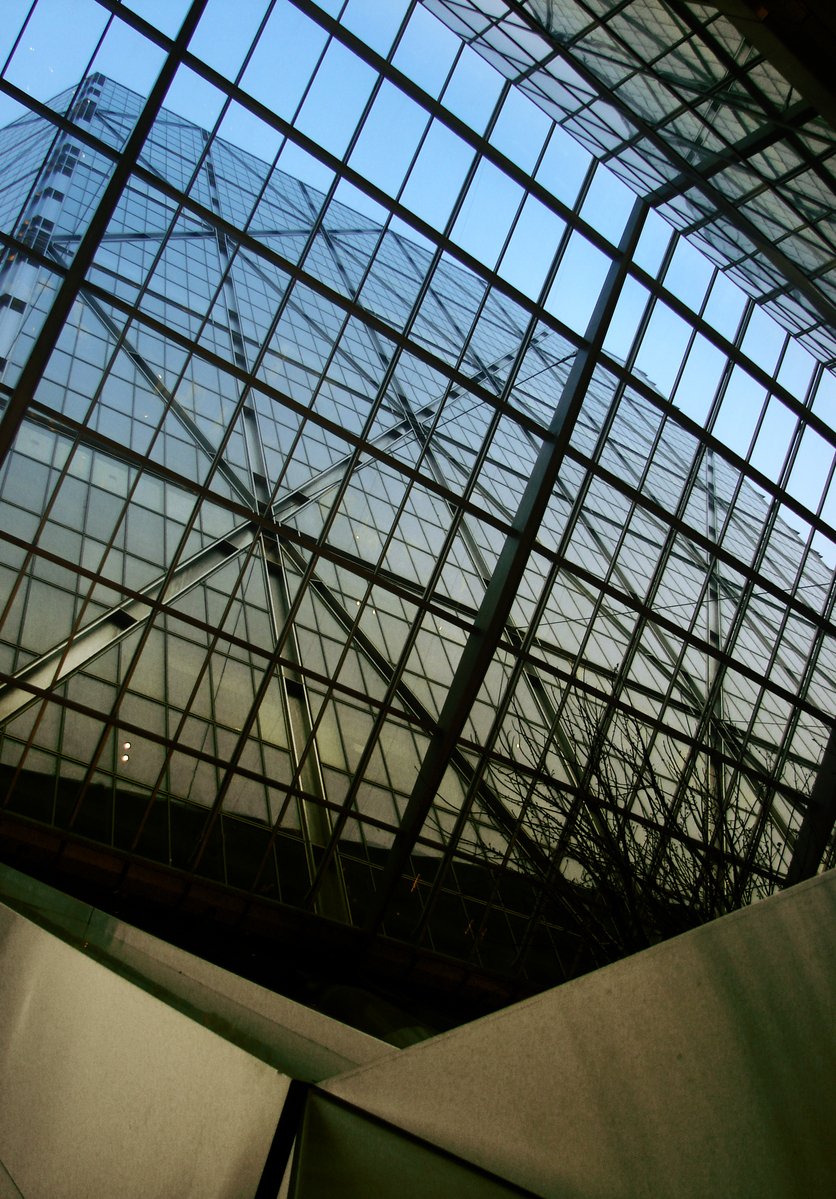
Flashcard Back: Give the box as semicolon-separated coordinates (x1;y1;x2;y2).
503;0;836;344
364;198;648;932
785;721;836;884
0;524;255;727
0;0;209;469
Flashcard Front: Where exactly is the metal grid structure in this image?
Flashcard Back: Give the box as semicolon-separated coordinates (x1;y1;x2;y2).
1;0;835;997
428;0;836;359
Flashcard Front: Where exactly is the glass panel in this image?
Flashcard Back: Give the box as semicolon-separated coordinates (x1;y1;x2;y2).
1;0;834;1007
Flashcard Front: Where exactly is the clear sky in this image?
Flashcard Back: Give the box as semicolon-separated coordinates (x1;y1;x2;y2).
2;0;834;564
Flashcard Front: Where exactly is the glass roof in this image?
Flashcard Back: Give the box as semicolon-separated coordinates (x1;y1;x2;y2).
0;0;834;995
427;0;836;359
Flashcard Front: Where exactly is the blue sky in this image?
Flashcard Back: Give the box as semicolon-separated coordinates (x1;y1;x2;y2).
2;0;834;563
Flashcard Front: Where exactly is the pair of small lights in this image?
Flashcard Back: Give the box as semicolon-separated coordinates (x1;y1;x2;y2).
121;740;131;763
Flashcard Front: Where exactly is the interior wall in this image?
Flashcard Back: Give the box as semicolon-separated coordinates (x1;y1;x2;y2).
0;903;288;1199
323;870;836;1198
2;867;834;1198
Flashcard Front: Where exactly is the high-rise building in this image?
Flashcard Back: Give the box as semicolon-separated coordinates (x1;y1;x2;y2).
1;1;835;1024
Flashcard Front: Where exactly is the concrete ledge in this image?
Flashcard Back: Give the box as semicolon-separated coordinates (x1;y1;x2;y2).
324;871;836;1198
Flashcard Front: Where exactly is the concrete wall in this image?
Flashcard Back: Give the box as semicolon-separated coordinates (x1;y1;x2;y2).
324;870;836;1198
0;864;391;1083
0;903;287;1199
2;865;834;1197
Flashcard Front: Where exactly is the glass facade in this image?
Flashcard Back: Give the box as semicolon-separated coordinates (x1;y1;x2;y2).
428;0;836;359
0;1;834;995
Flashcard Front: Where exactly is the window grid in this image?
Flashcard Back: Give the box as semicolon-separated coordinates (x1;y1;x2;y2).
0;0;834;988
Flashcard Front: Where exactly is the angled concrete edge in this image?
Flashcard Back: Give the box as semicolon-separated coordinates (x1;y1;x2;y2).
0;862;393;1081
322;871;836;1198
